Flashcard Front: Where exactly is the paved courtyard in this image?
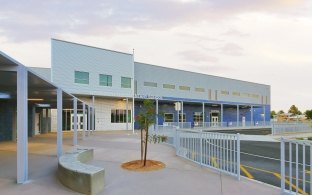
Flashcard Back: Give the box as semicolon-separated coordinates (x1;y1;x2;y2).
0;131;280;195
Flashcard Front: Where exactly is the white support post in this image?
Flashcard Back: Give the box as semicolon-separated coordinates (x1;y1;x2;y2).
45;108;49;133
82;102;86;140
251;105;254;126
237;133;240;181
92;96;95;133
221;104;224;127
156;99;159;130
57;88;62;159
263;105;266;126
87;105;90;136
181;101;184;128
126;98;129;131
17;65;28;184
31;106;36;136
202;102;205;127
236;105;239;127
132;49;135;134
73;97;78;146
281;138;285;192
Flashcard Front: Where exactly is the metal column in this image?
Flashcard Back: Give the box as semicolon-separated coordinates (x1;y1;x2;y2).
251;105;254;126
236;105;239;127
92;96;95;132
45;108;49;133
87;105;90;136
73;97;78;146
181;101;183;128
82;102;86;140
202;102;205;127
17;65;28;183
221;104;223;127
126;98;129;131
156;99;159;130
57;88;63;158
263;105;266;125
31;106;36;136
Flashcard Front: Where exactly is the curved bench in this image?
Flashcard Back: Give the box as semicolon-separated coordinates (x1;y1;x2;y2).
57;148;105;195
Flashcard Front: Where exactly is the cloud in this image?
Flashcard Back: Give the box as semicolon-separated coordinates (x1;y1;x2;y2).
222;29;249;37
219;43;244;56
0;0;309;42
178;50;218;63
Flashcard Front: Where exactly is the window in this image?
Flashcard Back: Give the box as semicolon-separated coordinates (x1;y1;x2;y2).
99;74;112;86
74;71;89;84
179;86;190;91
221;90;229;95
179;113;186;122
121;77;131;88
232;91;240;96
164;113;174;122
195;87;205;92
111;109;131;123
163;84;175;89
144;81;157;87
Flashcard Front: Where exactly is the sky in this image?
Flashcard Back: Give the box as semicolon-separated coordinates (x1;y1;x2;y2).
0;0;311;112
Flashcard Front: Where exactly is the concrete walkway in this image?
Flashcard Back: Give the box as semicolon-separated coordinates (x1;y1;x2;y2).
0;131;280;195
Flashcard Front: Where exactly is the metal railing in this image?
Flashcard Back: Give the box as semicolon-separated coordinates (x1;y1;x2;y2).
280;138;311;195
162;121;271;130
153;128;240;180
272;122;312;135
163;122;192;129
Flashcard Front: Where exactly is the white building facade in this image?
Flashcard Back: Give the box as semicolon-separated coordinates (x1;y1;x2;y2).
32;39;270;131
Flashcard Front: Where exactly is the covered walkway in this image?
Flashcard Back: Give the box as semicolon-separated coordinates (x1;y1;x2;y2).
0;51;95;183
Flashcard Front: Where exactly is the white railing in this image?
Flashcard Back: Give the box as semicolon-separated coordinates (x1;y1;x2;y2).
162;121;271;130
152;128;240;180
280;138;311;195
272;122;312;135
163;122;192;129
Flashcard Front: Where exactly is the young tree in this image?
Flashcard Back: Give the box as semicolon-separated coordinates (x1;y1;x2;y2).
305;110;312;119
288;105;301;115
136;99;156;166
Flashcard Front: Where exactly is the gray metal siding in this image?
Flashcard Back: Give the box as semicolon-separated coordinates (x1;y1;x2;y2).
135;62;270;105
51;39;133;98
29;67;51;82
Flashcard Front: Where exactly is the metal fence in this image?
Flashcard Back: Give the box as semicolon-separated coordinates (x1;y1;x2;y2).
152;128;240;180
280;138;311;195
272;122;312;135
163;122;192;129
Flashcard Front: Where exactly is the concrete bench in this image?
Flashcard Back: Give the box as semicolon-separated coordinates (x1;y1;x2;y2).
57;148;105;195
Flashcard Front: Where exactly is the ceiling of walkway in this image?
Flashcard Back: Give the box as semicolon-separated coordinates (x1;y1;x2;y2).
0;52;84;109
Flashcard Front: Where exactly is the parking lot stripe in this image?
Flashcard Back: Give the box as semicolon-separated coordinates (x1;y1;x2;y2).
240;165;254;179
273;173;308;195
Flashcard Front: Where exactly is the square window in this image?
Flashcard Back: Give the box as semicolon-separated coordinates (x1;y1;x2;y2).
74;71;89;84
121;77;131;88
99;74;112;86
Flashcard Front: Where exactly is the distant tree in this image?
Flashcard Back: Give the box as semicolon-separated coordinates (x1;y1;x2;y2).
305;110;312;119
270;110;276;119
288;105;301;115
278;110;285;114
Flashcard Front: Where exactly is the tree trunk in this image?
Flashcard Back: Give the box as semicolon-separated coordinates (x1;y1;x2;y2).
143;121;148;166
140;128;143;163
